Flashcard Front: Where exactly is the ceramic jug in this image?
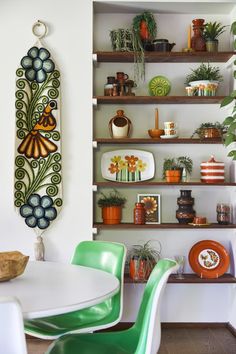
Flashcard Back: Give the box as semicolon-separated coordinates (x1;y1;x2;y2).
109;110;132;138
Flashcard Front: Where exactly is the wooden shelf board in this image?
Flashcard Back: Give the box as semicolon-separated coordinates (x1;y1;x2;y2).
95;138;222;144
95;181;236;187
95;51;235;63
124;273;236;284
94;223;236;229
95;96;225;104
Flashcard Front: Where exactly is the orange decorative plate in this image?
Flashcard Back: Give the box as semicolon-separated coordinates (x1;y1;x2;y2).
188;240;230;279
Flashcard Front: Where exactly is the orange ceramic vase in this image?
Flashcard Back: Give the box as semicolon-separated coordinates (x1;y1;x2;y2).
139;20;150;41
129;258;154;281
102;206;122;224
165;170;181;182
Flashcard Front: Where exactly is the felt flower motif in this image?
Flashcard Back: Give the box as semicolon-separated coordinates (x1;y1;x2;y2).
21;47;55;83
118;160;127;170
125;155;138;165
20;194;57;229
111;156;121;164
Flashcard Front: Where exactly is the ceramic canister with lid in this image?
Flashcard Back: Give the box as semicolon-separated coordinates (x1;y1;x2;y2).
200;155;225;183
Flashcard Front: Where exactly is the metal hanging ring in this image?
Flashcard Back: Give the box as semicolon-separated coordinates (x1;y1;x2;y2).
32;20;48;39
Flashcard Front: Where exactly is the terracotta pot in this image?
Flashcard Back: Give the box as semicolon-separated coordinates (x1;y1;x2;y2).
139;20;150;41
101;206;122;224
129;258;154;281
165;170;182;182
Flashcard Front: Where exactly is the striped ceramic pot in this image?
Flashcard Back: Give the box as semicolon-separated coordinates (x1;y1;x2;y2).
200;155;225;183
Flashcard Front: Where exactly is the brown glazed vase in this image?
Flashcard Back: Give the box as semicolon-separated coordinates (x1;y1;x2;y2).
176;190;196;224
191;19;206;51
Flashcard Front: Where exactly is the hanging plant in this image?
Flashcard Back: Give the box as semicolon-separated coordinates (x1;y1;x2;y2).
221;21;236;160
132;11;157;42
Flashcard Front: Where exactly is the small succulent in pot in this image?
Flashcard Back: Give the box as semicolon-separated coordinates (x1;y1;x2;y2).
203;21;227;52
98;189;126;225
129;240;161;281
162;156;193;182
191;122;227;139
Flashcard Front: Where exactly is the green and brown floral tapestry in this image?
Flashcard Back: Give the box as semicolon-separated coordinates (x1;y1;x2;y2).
15;44;62;235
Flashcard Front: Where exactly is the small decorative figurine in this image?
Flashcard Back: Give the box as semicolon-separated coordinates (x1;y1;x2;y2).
34;236;45;261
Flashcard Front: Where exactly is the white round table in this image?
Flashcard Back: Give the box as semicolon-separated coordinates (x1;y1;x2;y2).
0;261;119;319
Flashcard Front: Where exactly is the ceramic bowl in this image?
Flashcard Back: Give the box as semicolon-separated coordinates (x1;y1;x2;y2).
148;129;164;139
0;251;29;281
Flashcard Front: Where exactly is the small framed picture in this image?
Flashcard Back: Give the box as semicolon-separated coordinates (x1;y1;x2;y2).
137;194;161;224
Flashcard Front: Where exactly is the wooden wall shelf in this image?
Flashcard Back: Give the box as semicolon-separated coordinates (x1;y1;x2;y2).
95;138;222;144
94;223;236;229
124;273;236;284
95;181;236;187
94;51;235;63
95;96;225;104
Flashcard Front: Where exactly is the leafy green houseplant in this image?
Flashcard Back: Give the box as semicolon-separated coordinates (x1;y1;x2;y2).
221;21;236;160
129;240;161;281
191;122;227;139
162;156;193;182
203;21;227;52
186;63;223;96
98;189;126;225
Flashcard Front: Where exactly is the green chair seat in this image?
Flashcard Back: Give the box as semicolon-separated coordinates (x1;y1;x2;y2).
46;259;178;354
24;241;126;339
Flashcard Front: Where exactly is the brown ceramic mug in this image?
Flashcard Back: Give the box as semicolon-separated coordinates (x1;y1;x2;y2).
116;72;129;81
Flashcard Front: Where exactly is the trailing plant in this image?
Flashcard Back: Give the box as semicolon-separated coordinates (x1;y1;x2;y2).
203;21;227;41
97;189;126;207
162;156;193;179
186;63;223;84
221;21;236;160
191;122;227;138
132;11;157;83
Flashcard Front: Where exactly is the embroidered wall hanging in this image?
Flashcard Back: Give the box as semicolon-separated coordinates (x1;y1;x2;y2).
14;21;62;236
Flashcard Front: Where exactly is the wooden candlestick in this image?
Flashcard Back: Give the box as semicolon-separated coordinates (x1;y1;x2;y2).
155;108;159;129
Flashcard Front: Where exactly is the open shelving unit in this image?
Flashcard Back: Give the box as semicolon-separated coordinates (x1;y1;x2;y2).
94;222;236;229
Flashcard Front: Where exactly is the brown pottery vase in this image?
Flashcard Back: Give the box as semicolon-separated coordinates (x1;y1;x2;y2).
191;19;206;51
176;190;196;224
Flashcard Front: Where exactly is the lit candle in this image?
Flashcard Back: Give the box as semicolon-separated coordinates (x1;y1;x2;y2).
187;25;191;49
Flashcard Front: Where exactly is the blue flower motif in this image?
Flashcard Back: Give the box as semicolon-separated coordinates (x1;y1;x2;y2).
21;47;55;83
20;194;57;229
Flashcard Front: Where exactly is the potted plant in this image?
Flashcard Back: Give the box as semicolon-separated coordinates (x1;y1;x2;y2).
185;63;223;96
97;189;126;225
163;156;193;182
129;240;161;281
221;21;236;161
191;122;227;139
203;21;227;52
132;11;157;44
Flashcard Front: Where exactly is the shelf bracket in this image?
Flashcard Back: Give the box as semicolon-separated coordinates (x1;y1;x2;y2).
92;184;98;192
92;98;97;107
92;141;98;148
92;53;98;64
92;227;98;235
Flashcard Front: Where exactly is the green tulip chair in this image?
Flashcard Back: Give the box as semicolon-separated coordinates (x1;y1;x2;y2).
24;241;126;339
45;258;178;354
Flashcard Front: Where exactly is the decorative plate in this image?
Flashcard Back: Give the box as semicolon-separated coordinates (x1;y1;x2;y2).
188;240;230;279
149;76;171;96
101;150;155;183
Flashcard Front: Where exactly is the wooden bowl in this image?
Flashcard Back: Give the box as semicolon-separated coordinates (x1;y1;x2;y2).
0;251;29;281
148;129;164;139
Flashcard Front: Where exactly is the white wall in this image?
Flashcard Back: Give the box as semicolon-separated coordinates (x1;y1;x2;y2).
0;0;93;261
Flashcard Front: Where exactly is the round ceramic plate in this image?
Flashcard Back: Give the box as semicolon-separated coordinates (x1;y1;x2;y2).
188;240;230;279
149;76;171;96
160;134;178;139
188;223;211;226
